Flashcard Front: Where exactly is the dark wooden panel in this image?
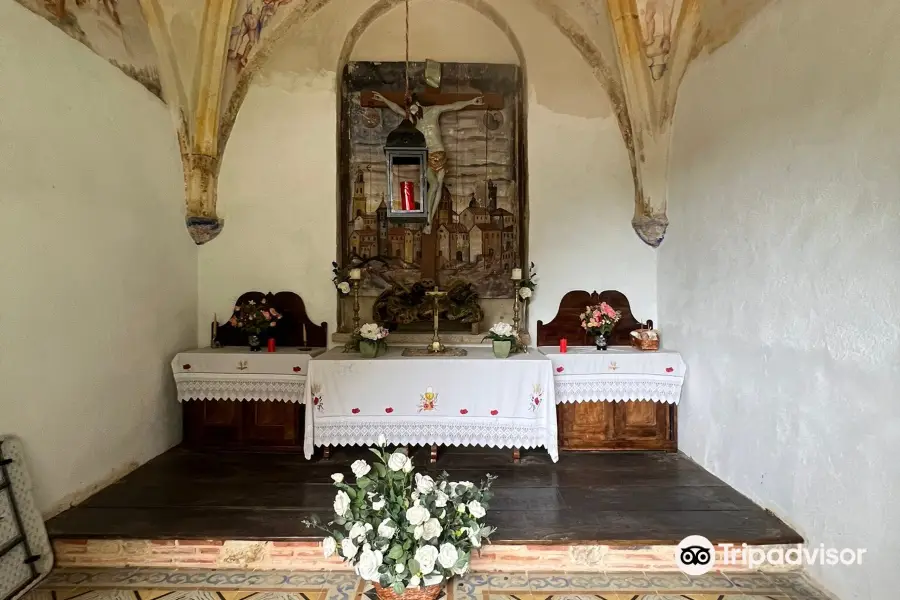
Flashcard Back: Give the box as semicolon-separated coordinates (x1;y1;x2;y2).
182;401;241;447
536;289;648;347
242;402;299;446
214;290;327;348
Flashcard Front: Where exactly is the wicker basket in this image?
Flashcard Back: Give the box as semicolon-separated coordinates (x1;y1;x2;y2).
373;583;442;600
630;322;660;351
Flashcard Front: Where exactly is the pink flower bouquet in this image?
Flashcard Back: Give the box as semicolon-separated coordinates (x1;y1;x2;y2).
579;302;621;336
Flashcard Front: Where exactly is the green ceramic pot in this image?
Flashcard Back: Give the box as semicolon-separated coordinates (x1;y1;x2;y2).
360;339;383;358
492;340;512;358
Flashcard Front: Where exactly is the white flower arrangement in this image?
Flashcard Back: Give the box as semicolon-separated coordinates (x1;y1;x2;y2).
359;323;390;341
484;322;517;343
304;442;497;594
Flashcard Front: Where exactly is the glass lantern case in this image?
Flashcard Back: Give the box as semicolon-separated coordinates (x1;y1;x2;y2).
384;118;429;222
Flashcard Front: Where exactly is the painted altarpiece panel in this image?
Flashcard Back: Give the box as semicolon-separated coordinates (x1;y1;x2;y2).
340;62;525;309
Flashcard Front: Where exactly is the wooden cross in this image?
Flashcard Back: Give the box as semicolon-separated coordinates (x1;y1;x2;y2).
359;90;505;110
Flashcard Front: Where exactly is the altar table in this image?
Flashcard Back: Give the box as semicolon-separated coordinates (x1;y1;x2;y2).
303;347;559;461
171;347;326;403
538;346;686;404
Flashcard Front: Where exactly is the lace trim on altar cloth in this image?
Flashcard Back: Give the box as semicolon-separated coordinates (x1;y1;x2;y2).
554;376;684;404
306;420;558;462
175;376;306;403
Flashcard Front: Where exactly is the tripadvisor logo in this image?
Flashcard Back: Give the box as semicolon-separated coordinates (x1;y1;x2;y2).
676;535;715;576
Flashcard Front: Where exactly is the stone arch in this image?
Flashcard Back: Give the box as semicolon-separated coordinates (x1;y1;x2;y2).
335;0;527;74
217;0;625;160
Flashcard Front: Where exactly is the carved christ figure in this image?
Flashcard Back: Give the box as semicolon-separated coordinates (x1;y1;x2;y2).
372;92;484;233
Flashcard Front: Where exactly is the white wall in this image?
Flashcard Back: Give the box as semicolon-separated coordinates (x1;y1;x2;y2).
660;1;900;598
202;0;657;343
0;3;196;515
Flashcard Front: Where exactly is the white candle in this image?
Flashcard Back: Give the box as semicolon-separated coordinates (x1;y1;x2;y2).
511;268;523;280
349;268;362;280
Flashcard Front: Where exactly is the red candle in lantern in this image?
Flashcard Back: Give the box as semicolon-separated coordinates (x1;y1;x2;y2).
267;338;276;353
560;338;567;353
400;181;415;211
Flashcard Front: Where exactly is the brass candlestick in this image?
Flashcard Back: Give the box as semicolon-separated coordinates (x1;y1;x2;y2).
512;292;521;337
511;270;522;337
352;280;361;331
425;287;447;353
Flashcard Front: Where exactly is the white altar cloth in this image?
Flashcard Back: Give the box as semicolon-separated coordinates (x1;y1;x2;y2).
171;347;325;403
538;346;686;405
303;347;558;461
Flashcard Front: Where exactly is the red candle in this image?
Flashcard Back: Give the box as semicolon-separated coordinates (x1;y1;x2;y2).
560;338;567;353
267;338;276;353
400;181;415;210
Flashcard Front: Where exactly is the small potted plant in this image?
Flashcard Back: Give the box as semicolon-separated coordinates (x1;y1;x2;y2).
346;323;390;358
229;299;282;351
579;302;621;351
304;438;496;600
483;322;518;358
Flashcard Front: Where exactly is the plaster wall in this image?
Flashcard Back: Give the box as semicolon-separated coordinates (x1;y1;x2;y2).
0;3;196;515
660;0;900;598
202;0;657;343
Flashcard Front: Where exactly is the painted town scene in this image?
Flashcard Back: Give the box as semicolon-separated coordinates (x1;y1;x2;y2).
342;62;524;299
15;0;162;99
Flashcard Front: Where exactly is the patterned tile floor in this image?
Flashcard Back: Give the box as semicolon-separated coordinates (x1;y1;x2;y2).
25;569;835;600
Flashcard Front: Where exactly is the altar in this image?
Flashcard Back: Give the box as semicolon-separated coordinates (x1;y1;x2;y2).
302;347;559;461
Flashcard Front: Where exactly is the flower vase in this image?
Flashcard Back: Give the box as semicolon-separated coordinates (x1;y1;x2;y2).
360;340;383;358
594;333;608;351
373;583;442;600
248;334;261;352
492;340;512;358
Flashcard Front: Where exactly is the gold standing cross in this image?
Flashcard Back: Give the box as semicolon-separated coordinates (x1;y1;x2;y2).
425;287;447;353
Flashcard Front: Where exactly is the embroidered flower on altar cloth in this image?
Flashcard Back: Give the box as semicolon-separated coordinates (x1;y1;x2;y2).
310;383;325;412
419;386;438;412
529;383;544;412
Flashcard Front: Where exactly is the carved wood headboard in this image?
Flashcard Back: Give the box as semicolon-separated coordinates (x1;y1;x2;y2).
214;291;328;348
536;290;651;347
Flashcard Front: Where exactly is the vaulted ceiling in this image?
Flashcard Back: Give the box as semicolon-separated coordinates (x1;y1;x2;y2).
12;0;771;245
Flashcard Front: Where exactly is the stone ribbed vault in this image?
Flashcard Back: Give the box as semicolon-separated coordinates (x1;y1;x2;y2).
11;0;772;246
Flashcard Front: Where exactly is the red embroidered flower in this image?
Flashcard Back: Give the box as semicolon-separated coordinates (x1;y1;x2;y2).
385;407;394;414
666;367;674;373
556;366;564;373
293;366;302;372
182;364;191;370
459;409;468;415
313;397;320;405
352;408;360;414
490;410;499;416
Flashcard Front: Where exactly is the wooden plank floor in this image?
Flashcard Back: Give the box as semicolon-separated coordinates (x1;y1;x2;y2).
47;447;802;545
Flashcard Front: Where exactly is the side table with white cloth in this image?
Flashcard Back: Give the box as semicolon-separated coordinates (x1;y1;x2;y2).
539;346;686;451
172;347;325;449
303;347;559;462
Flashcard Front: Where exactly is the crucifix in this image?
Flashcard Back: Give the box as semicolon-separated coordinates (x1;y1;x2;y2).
361;89;504;280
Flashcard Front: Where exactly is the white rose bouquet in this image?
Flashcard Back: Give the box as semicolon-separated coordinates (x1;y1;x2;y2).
304;442;497;596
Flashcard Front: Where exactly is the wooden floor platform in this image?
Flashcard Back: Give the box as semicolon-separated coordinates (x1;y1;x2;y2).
47;447;801;546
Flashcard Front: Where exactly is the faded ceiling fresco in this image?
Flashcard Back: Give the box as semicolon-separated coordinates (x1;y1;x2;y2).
9;0;773;245
15;0;162;99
